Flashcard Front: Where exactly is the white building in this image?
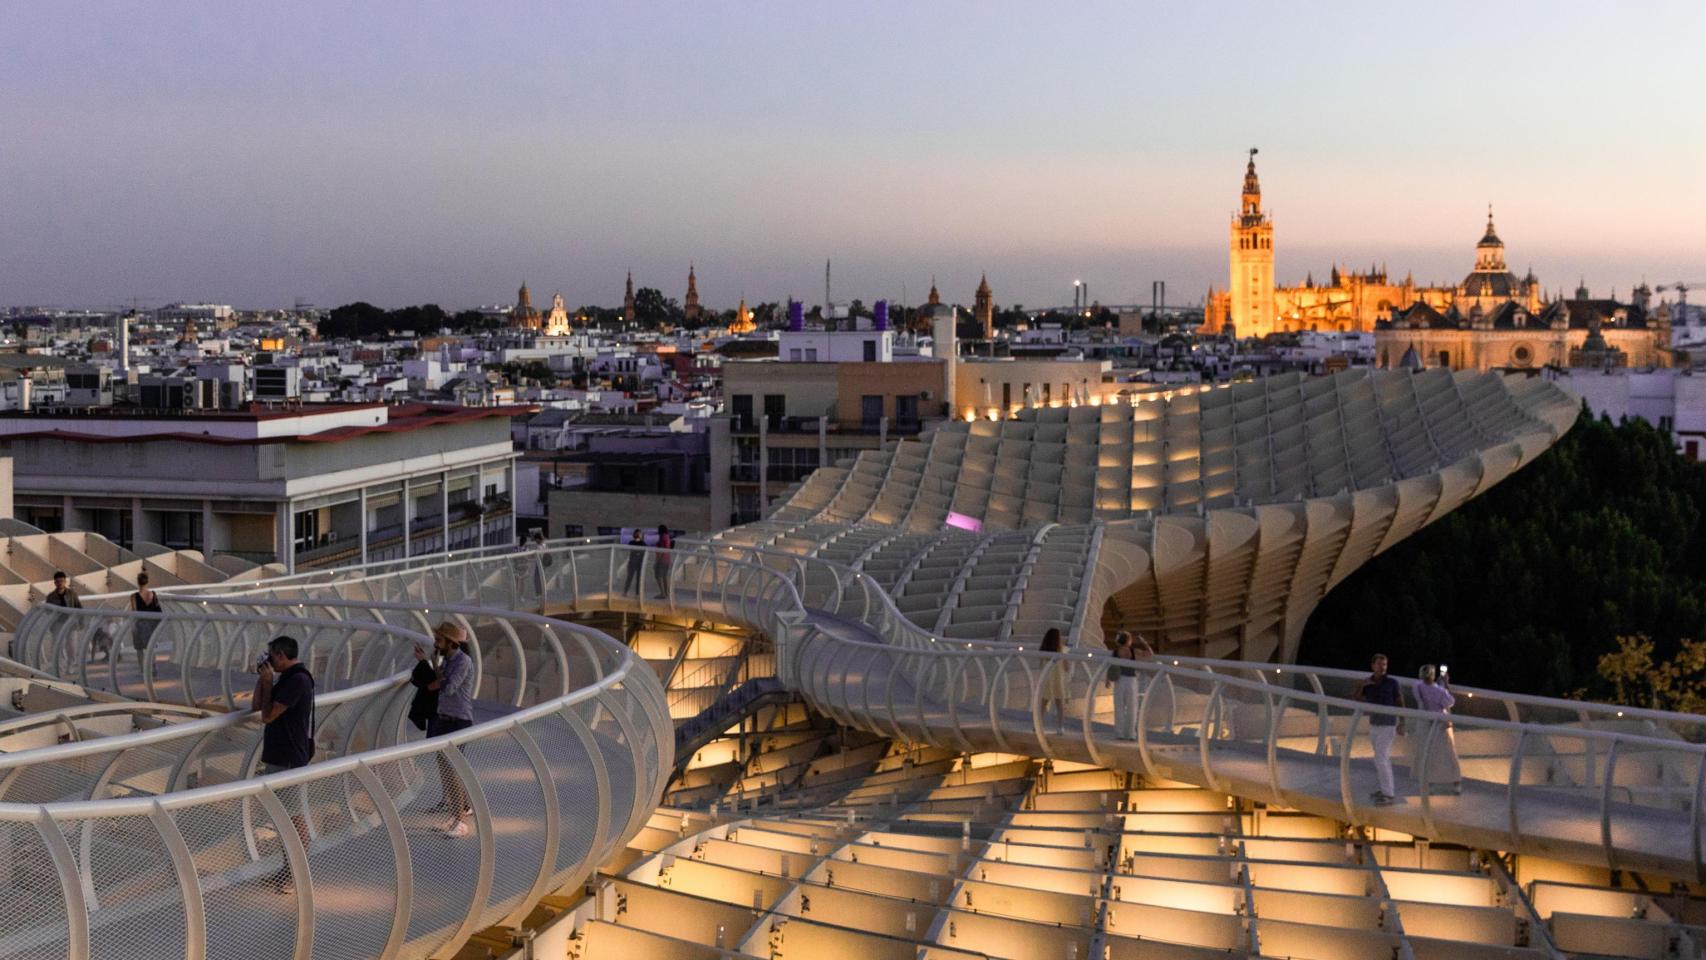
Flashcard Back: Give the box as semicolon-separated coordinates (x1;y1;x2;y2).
1547;367;1706;461
776;328;894;364
0;401;521;572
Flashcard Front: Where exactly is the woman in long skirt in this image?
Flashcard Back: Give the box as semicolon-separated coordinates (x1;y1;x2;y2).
1415;665;1462;795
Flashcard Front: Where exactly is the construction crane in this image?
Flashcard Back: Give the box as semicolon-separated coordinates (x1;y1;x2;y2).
1656;281;1706;306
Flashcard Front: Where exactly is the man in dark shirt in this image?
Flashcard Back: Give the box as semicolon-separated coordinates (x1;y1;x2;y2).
44;571;81;609
1355;653;1401;805
44;570;102;660
255;635;315;772
254;635;314;894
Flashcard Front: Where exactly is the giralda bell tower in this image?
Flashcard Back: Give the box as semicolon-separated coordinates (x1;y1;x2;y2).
1229;148;1275;337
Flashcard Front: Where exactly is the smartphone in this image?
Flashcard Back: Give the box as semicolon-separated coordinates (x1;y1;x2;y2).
1440;664;1449;677
256;652;271;672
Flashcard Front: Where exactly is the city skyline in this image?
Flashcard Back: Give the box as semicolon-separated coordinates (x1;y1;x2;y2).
5;1;1704;310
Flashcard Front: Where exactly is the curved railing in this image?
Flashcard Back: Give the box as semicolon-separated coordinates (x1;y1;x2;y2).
473;539;1706;882
0;550;672;960
7;531;1705;960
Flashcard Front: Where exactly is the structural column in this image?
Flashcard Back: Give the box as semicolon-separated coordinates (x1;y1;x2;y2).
757;418;770;518
439;470;449;553
201;499;215;557
131;497;145;551
358;486;369;564
276;501;293;574
403;480;414;558
505;458;517;546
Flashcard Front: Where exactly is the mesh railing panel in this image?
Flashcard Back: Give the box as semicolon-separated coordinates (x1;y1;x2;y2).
0;821;71;960
526;709;602;884
461;729;548;924
368;752;481;955
175;797;296;960
296;771;399;960
69;814;188;960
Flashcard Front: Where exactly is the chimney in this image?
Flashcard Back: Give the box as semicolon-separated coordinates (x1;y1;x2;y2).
873;300;889;331
788;300;804;332
934;306;958;414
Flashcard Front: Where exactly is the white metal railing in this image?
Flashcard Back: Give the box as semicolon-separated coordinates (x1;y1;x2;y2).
499;538;1706;882
0;548;672;960
7;532;1706;960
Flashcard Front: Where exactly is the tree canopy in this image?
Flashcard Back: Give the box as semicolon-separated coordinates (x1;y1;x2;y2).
319;302;497;339
1299;408;1706;703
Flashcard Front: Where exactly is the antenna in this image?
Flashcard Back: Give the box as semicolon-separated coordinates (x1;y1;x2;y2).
825;259;832;317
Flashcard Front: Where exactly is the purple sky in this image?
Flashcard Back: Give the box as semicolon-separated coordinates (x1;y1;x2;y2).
4;1;1703;312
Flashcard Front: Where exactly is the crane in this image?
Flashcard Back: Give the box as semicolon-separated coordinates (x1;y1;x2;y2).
1656;281;1706;306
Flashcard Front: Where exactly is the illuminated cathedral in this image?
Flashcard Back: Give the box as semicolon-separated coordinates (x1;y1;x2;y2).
1204;153;1542;337
1200;151;1667;372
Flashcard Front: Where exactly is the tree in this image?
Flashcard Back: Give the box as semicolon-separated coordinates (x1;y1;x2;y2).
1299;410;1706;703
632;287;676;325
1594;635;1706;713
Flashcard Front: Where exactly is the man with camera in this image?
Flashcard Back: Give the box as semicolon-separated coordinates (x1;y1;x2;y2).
253;635;315;892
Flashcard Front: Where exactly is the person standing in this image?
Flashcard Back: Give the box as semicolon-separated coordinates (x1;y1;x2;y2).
128;572;162;668
526;529;550;596
1040;627;1068;731
1106;631;1139;741
1355;653;1402;805
253;635;315;893
1415;665;1462;795
44;571;81;610
421;622;476;837
44;571;97;660
622;528;646;595
652;524;673;598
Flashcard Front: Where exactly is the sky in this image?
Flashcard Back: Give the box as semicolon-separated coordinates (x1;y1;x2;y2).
4;1;1704;312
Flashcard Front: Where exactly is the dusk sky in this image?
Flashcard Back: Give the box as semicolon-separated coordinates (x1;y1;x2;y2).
5;1;1704;312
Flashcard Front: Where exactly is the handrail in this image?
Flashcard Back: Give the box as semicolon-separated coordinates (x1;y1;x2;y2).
0;543;673;960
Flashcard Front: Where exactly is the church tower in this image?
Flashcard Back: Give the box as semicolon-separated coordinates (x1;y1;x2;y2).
513;281;541;331
684;264;701;324
729;298;755;335
1475;206;1507;272
927;277;941;307
623;271;636;325
973;274;994;338
1228;149;1276;337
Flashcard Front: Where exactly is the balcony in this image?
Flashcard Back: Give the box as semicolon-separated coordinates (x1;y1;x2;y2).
730;415;928;437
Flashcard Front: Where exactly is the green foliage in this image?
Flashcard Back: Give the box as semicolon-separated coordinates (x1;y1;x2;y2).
631;287;678;324
1594;635;1706;713
1299;409;1706;700
319;302;496;340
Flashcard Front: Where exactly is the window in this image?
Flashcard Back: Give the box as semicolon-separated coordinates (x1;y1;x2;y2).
861;395;883;430
1002;383;1011;410
863;340;877;362
766;446;820;482
1660;415;1675;433
805;348;818;361
562;524;583;538
1438;350;1450;368
895;394;920;431
764;394;786;430
789;349;802;361
1042;383;1051;404
596;526;621;537
1688;440;1699;460
732;394;753;430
